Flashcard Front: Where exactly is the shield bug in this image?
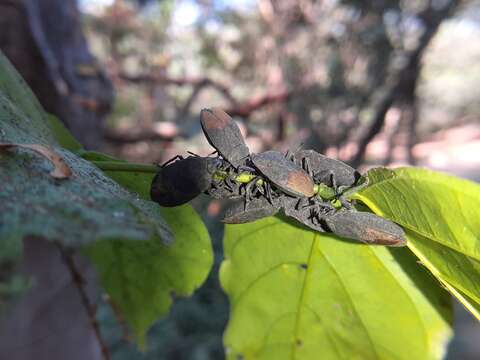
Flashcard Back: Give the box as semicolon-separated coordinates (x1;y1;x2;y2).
151;155;222;207
281;195;406;246
291;149;367;209
251;150;315;198
200;108;250;168
282;195;334;232
323;211;406;246
292;149;361;190
222;196;282;224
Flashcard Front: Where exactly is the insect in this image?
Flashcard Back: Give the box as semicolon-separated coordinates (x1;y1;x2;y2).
250;150;315;198
200;108;279;207
222;196;282;224
150;155;223;207
291;149;367;209
200;109;357;212
150;108;406;246
201;109;318;207
222;191;405;246
200;108;250;169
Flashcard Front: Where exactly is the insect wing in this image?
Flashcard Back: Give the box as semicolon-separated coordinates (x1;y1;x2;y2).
200;108;250;168
294;149;360;188
282;197;330;233
252;151;314;197
223;197;281;224
324;211;406;246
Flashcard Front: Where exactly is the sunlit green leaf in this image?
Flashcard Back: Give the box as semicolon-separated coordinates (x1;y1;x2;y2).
0;51;177;324
220;217;452;360
84;153;213;347
354;167;480;320
81;151;153;199
86;205;212;347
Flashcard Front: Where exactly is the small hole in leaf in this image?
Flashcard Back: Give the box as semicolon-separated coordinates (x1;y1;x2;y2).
300;263;308;269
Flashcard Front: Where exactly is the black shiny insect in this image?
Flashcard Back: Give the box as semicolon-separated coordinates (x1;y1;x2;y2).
150;155;222;207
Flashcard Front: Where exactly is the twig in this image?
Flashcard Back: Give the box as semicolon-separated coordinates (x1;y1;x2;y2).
57;244;111;360
103;294;133;343
118;73;238;107
350;1;460;167
350;82;396;167
225;89;293;118
119;72;297;119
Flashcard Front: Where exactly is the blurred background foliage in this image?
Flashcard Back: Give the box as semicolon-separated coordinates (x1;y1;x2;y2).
1;0;479;359
80;0;480;179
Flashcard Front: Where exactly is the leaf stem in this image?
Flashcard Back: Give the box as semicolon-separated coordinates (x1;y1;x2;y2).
91;161;158;173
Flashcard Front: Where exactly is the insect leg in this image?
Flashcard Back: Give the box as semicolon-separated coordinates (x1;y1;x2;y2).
186;151;200;157
324;171;336;191
295;197;308;210
238;165;257;173
244;176;261;210
285;149;295;162
303;157;313;177
263;180;274;205
160;154;184;167
224;174;238;192
338;195;353;210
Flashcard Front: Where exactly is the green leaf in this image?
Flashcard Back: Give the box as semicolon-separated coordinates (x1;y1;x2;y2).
0;53;56;145
0;50;173;248
80;151;156;202
0;51;212;346
46;113;83;152
86;205;212;348
83;153;213;347
220;217;452;360
354;167;480;320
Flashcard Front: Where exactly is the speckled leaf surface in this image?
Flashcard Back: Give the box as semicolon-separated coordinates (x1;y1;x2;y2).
0;52;173;249
220;217;452;360
354;167;480;320
85;154;213;346
0;52;213;347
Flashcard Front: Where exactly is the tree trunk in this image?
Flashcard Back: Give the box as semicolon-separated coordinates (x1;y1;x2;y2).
0;0;113;149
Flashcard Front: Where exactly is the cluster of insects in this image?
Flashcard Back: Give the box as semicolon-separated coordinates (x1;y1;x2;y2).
151;108;406;246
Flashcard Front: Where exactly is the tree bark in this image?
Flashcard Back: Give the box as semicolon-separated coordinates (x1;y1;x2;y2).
0;0;113;149
350;0;460;167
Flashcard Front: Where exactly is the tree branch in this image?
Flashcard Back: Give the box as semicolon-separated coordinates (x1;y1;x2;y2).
118;72;238;107
57;245;111;360
225;89;294;118
350;0;460;167
118;72;297;119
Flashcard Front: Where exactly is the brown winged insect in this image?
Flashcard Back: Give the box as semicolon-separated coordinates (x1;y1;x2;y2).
150;108;406;246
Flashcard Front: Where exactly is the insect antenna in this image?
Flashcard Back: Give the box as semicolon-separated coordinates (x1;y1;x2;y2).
187;151;201;157
161;154;184;167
